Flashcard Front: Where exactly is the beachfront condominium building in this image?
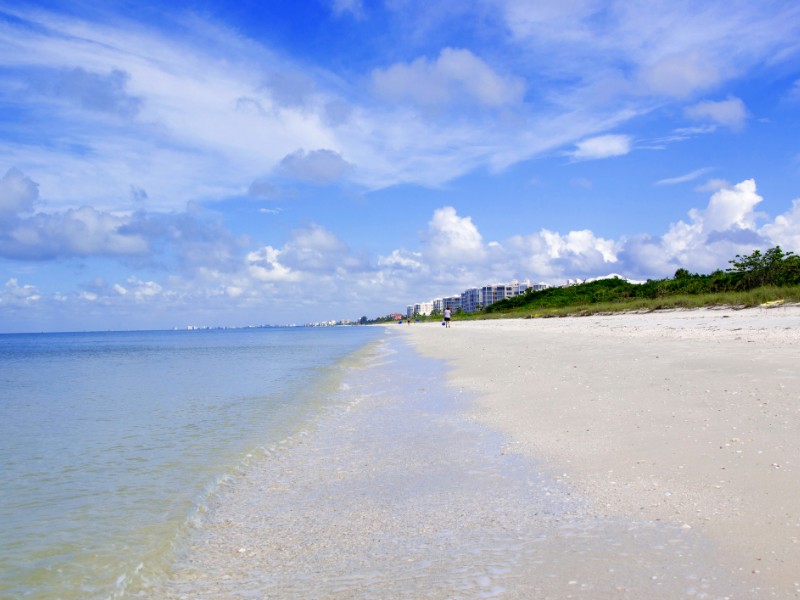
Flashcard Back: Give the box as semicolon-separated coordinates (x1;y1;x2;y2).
433;296;462;313
461;287;482;313
479;280;537;307
480;283;512;306
408;301;434;317
443;295;462;311
410;279;552;316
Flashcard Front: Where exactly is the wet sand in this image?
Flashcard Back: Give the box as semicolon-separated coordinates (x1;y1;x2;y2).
157;325;771;599
402;306;800;598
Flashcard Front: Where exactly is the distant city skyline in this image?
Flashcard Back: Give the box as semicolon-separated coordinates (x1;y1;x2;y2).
2;1;800;332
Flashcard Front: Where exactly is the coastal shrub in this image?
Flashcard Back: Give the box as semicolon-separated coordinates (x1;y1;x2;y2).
482;246;800;317
727;246;800;289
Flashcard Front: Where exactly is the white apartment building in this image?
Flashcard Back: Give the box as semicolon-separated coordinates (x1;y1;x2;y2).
479;280;537;307
410;279;551;316
408;301;434;317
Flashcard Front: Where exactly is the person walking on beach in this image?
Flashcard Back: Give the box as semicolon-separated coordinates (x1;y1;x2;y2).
443;306;451;328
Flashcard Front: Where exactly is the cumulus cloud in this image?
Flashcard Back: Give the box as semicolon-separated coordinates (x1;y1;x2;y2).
377;249;424;270
279;223;364;273
0;169;246;269
277;149;354;184
697;179;763;232
506;228;619;279
622;179;774;276
6;177;800;331
0;206;149;260
84;276;163;301
246;246;298;283
385;179;797;295
423;206;486;264
685;97;748;131
761;199;800;251
372;48;525;108
1;278;42;305
0;168;39;222
569;134;632;160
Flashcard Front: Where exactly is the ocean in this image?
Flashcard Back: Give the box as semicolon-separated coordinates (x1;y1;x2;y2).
0;326;382;599
2;326;752;599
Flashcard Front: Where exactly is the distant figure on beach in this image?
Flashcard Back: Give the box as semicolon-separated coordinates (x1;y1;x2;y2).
443;307;451;328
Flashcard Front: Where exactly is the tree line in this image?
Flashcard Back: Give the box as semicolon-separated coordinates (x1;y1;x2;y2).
485;246;800;314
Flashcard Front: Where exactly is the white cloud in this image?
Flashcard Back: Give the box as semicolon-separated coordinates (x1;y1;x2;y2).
699;178;763;231
377;249;424;270
0;168;38;221
685;97;748;131
506;228;619;279
623;179;772;276
1;278;42;304
277;149;354;184
423;206;486;264
5;177;800;330
246;246;298;283
758;199;800;251
655;167;713;186
372;47;525;108
1;2;797;211
569;134;632;160
640;51;722;98
0;206;149;260
278;223;365;273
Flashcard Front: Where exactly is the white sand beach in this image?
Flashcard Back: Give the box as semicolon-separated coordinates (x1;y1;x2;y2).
401;306;800;597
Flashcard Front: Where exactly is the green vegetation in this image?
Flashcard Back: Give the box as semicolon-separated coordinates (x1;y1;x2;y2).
462;246;800;320
372;247;800;324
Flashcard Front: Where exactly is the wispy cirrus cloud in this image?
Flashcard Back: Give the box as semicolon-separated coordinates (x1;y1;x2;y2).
655;167;714;186
1;1;798;214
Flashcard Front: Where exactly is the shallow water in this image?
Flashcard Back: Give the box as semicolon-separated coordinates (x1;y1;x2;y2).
0;327;381;599
159;330;754;599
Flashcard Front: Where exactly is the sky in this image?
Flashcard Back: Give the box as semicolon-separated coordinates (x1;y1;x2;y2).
2;0;800;331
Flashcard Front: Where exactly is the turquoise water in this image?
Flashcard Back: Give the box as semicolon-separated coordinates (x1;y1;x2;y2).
0;327;381;599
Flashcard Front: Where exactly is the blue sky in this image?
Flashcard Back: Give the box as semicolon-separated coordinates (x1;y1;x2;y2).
2;0;800;331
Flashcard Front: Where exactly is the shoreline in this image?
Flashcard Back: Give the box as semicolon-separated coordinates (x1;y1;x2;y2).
158;328;757;598
399;306;800;596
